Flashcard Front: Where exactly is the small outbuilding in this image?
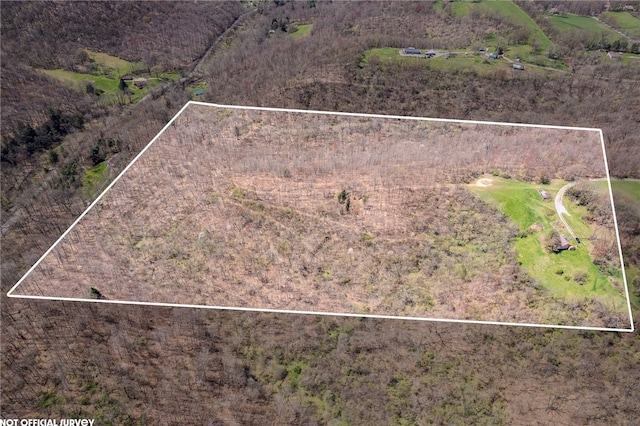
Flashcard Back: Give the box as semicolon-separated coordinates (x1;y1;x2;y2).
538;189;551;200
558;235;576;251
133;79;147;89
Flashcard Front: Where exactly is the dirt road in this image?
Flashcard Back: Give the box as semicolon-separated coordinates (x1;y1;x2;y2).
555;181;578;240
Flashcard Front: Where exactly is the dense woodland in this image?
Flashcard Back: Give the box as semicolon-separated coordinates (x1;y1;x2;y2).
2;1;640;424
14;107;625;328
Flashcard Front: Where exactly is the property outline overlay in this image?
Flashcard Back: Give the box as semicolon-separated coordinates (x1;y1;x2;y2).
7;101;635;333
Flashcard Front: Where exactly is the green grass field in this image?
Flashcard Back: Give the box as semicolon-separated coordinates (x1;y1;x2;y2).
448;0;553;51
361;47;561;75
85;49;144;76
439;0;565;70
601;11;640;39
585;179;640;308
40;68;119;93
426;55;513;75
82;161;109;199
364;0;568;72
40;48;179;104
290;23;313;39
468;177;627;308
611;179;640;200
361;47;405;64
549;13;619;42
40;68;179;104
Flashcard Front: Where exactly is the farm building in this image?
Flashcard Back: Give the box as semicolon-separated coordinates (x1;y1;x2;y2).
133;79;147;89
558;235;576;252
538;189;551;200
607;51;621;60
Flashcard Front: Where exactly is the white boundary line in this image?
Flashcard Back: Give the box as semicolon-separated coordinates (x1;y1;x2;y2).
4;294;635;333
598;128;635;332
7;101;635;333
6;101;193;297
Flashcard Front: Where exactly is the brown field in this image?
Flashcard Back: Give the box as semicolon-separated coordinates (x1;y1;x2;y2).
12;103;616;326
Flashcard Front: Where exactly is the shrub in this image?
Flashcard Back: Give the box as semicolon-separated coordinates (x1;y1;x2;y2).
573;272;588;284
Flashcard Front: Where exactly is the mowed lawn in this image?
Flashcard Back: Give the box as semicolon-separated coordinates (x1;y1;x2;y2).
40;68;179;104
361;48;556;75
609;180;640;308
85;49;144;75
40;69;120;93
290;23;313;39
448;0;553;51
82;161;109;199
601;11;640;39
549;13;620;41
469;177;627;307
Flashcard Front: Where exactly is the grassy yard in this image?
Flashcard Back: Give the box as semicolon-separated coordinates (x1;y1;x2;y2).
601;11;640;39
500;44;568;70
40;68;179;104
85;49;144;76
380;1;566;71
82;161;109;199
468;177;627;308
611;179;640;200
361;47;405;65
290;23;313;39
425;55;514;75
447;0;553;51
549;13;620;43
39;48;179;104
587;179;640;308
361;47;563;74
40;69;119;93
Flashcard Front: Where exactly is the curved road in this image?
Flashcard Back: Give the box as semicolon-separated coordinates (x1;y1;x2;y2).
555;181;578;240
553;177;635;241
